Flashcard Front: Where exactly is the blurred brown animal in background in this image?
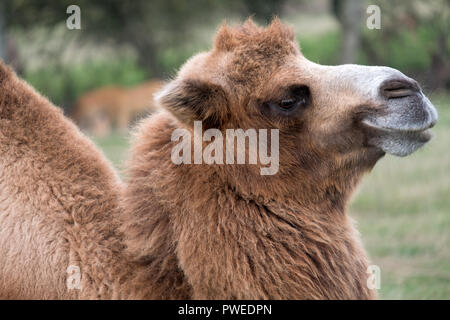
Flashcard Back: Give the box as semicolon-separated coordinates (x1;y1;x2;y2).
71;80;163;136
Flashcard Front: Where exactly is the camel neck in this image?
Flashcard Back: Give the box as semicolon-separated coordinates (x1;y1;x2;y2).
120;114;377;299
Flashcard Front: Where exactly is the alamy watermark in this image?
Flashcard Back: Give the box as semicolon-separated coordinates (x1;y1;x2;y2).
66;5;81;30
366;5;381;29
367;265;381;290
66;265;81;290
171;121;279;175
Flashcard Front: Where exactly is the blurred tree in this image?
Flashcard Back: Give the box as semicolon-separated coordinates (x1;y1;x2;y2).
3;0;288;77
332;0;363;64
3;0;220;76
0;1;5;61
361;0;450;89
238;0;287;23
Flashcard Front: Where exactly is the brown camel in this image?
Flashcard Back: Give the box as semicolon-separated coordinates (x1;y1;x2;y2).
0;19;437;299
71;80;164;137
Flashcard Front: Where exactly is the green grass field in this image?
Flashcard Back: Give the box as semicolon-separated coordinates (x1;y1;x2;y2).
93;92;450;300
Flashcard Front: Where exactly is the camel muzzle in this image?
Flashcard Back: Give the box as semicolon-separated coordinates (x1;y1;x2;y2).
361;78;438;157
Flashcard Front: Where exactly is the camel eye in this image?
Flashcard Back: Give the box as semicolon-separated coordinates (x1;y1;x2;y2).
261;85;310;118
277;85;310;111
280;98;296;109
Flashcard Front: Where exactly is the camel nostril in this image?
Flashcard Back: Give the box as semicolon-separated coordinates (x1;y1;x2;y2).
380;79;420;99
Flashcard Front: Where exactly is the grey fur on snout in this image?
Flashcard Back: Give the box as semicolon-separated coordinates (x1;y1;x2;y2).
363;93;437;132
368;129;432;157
363;93;438;156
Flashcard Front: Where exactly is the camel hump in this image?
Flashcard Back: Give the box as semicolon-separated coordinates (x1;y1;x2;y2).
0;60;13;85
0;61;17;121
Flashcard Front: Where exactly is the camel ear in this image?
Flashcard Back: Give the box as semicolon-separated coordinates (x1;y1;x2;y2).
156;79;229;128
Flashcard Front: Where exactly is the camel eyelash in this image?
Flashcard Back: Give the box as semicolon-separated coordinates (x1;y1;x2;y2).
269;85;312;113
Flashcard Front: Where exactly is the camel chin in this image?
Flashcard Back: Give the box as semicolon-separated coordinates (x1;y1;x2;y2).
362;87;438;157
366;128;433;157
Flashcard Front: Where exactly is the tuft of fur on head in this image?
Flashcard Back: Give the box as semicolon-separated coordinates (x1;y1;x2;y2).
155;18;300;129
213;18;296;54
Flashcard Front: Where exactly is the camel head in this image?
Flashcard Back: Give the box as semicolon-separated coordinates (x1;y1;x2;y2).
156;19;437;182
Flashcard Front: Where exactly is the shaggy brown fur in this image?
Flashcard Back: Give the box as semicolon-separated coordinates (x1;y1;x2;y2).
0;62;156;299
0;19;433;300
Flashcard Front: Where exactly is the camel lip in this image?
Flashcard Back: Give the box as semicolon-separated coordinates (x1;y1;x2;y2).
361;118;436;134
360;92;438;137
361;119;434;145
400;128;433;143
363;123;433;157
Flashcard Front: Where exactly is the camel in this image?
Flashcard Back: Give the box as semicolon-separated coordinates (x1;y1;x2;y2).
0;19;437;299
0;62;154;299
71;80;164;137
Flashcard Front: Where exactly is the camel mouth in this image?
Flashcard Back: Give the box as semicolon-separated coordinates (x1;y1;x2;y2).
361;93;438;157
362;118;435;133
364;127;433;157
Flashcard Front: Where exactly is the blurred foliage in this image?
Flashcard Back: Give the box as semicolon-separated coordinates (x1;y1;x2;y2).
360;0;450;89
361;24;432;71
4;0;286;77
3;0;289;110
25;57;147;110
1;0;449;110
299;31;342;65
